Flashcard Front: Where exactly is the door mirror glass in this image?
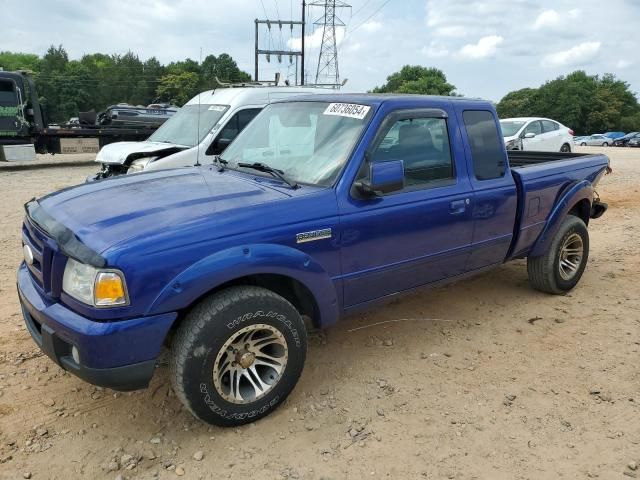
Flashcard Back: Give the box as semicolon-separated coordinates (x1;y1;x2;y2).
356;160;405;196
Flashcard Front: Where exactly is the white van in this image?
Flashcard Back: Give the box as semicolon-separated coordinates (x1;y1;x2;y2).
90;86;329;179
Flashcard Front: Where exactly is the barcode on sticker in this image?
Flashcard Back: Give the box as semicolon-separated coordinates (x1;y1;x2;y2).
323;103;371;120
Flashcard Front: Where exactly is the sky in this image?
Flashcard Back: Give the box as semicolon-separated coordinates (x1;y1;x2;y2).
2;0;639;101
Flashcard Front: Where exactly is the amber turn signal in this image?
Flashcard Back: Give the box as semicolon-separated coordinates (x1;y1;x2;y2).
94;272;128;306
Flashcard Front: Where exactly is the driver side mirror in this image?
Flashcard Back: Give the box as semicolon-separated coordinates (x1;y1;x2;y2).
523;132;536;139
355;159;405;197
206;137;232;156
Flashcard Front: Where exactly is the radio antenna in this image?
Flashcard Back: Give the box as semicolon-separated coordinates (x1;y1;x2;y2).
195;47;203;167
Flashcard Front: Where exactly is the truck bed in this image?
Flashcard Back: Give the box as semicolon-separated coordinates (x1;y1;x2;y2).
507;151;609;259
507;150;597;168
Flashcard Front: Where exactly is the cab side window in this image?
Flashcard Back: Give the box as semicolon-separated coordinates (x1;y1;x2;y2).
462;110;506;180
370;117;454;189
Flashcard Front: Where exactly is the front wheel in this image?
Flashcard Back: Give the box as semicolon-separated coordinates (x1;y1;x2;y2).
527;216;589;294
170;286;307;427
580;142;587;146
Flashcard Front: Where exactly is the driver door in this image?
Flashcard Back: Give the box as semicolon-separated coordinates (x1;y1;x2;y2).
338;108;474;308
521;120;544;151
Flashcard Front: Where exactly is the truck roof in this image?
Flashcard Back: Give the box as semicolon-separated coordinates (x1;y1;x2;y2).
272;93;494;109
185;86;336;107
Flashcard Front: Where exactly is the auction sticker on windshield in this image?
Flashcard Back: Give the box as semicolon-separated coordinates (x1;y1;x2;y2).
208;105;226;111
324;103;371;120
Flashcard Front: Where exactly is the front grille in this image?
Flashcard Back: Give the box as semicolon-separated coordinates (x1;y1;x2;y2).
22;217;54;294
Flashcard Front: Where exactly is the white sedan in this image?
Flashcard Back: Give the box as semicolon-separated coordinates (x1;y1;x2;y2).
500;117;574;152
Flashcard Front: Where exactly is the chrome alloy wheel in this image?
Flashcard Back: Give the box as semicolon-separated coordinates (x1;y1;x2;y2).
558;233;584;281
212;324;288;404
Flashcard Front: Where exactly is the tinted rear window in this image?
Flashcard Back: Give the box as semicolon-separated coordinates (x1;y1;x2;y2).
463;110;506;180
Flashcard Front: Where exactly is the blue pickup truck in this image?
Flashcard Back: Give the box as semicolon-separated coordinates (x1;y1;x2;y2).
17;94;609;426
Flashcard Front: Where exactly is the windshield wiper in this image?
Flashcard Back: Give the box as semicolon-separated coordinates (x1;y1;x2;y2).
237;162;298;189
214;155;228;172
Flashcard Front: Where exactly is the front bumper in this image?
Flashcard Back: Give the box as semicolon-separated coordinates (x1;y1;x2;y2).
17;263;177;391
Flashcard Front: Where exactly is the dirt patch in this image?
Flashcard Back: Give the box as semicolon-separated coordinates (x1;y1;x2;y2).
0;149;639;479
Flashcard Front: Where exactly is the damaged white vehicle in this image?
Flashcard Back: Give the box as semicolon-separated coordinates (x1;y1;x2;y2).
90;86;328;180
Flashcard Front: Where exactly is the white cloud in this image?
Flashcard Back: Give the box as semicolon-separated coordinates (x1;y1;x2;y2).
421;41;449;58
533;10;560;30
288;27;346;50
542;41;601;67
459;35;503;59
616;59;633;69
360;20;382;33
568;9;581;19
434;25;468;38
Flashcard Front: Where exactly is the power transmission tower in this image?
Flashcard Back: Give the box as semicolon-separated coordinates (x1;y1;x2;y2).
309;0;350;86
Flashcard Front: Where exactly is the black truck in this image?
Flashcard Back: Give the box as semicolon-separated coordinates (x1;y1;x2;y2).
0;70;175;157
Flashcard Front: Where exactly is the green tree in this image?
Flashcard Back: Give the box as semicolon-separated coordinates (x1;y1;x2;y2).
0;51;41;71
0;46;251;120
372;66;457;95
497;71;640;134
496;88;538;118
156;72;200;106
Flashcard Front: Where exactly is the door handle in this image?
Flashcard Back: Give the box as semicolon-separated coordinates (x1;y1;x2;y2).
449;198;469;214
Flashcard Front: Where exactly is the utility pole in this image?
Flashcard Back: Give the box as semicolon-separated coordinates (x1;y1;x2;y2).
254;19;305;84
309;0;350;86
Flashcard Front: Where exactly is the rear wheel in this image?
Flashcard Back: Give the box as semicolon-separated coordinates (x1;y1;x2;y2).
603;142;609;147
527;216;589;294
170;286;307;427
560;143;571;152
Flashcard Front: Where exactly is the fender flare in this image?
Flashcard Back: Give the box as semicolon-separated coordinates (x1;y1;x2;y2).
146;243;340;327
529;180;592;258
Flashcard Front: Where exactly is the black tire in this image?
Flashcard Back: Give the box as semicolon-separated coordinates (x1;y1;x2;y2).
527;216;589;294
603;142;609;147
170;286;307;427
560;143;571;153
580;142;587;146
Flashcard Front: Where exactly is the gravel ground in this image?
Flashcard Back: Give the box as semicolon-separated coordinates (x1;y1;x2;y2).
0;147;638;479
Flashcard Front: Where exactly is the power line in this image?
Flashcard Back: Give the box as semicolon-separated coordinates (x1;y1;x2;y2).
351;0;373;18
348;0;391;34
337;0;392;55
273;0;281;19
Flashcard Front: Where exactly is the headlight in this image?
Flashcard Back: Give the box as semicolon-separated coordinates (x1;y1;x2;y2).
127;157;153;174
505;139;518;150
62;258;129;307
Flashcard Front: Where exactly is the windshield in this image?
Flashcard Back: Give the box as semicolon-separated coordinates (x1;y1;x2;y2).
499;120;526;137
220;101;372;187
148;104;229;147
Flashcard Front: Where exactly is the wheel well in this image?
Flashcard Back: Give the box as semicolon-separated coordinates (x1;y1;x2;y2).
174;274;321;333
568;199;590;225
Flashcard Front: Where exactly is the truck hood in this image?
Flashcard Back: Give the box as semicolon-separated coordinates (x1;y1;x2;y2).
95;141;189;165
36;167;291;256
